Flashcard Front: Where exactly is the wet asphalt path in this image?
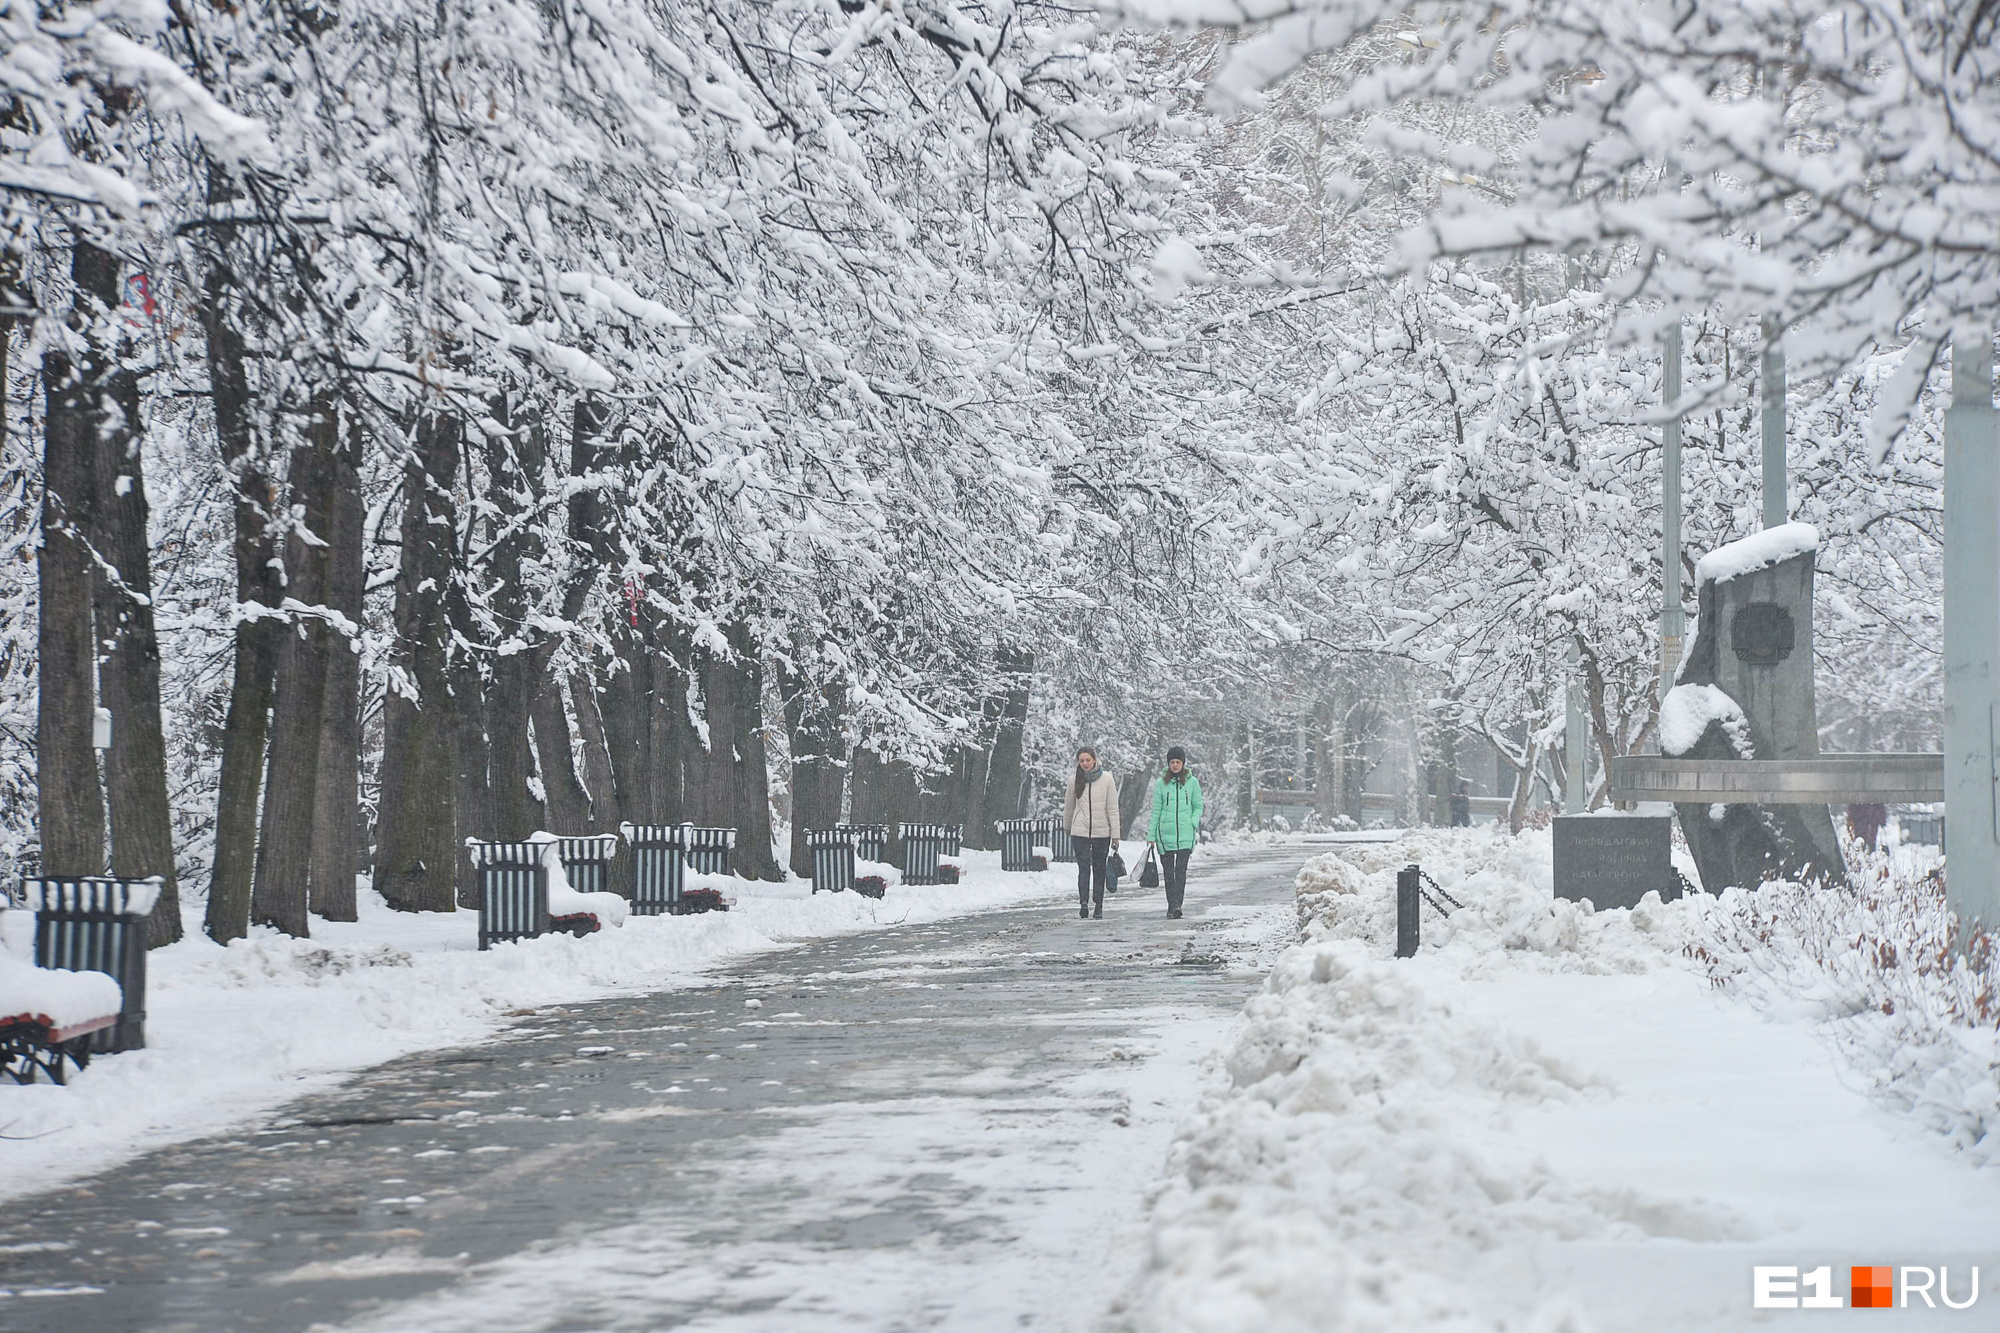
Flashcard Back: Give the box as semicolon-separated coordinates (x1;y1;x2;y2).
0;846;1307;1333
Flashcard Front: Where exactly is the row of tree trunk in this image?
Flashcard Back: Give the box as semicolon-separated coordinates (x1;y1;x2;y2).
30;231;1047;944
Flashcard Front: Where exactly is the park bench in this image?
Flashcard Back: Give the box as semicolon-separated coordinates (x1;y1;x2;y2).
897;823;963;885
469;841;552;949
550;834;620;897
1034;815;1073;863
467;837;630;949
0;969;121;1085
0;877;151;1083
17;877;155;1052
807;828;858;894
834;823;889;864
622;824;736;914
623;824;685;915
997;819;1046;872
683;826;736;876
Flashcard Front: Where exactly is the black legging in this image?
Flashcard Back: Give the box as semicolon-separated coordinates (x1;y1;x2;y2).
1073;835;1110;909
1162;848;1192;912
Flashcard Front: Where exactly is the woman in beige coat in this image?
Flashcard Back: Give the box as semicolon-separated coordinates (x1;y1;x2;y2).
1063;747;1120;919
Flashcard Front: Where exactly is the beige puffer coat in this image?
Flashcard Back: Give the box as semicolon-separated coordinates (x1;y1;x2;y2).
1063;769;1121;839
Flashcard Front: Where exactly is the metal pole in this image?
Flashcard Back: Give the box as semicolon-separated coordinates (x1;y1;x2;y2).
1761;315;1787;529
1662;321;1684;705
1396;865;1419;958
1566;641;1587;813
1944;328;2000;933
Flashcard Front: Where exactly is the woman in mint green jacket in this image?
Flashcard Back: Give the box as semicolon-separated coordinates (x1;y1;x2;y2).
1147;746;1203;918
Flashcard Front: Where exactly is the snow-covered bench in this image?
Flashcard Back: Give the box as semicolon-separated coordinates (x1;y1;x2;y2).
682;826;736;876
13;876;156;1054
0;905;124;1085
1034;815;1074;864
997;819;1042;872
467;835;629;950
897;823;963;885
853;858;900;900
834;823;888;864
807;828;857;894
806;829;900;898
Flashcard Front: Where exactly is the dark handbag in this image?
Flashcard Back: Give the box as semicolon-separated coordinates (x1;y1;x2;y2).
1107;847;1127;878
1138;844;1160;889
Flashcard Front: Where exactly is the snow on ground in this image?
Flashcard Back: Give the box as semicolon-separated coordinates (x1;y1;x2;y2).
0;854;1067;1204
1122;827;2000;1332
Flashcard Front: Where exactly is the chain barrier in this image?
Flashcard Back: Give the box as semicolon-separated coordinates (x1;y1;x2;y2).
1415;867;1463;917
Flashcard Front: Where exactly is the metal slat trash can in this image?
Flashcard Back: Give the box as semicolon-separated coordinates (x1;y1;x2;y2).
24;876;158;1053
836;823;889;865
939;825;963;858
1036;815;1074;863
623;824;686;916
467;841;550;949
807;828;858;894
997;819;1040;872
552;834;621;896
684;826;737;876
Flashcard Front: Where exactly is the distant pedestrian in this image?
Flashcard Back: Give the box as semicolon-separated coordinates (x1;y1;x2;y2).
1064;747;1120;919
1450;780;1471;828
1148;746;1203;920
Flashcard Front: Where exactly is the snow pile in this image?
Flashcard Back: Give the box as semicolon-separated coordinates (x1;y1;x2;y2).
855;857;902;886
1289;828;1697;976
1691;846;2000;1161
1692;521;1819;584
0;851;1065;1203
1129;937;1737;1333
0;951;122;1033
533;842;629;929
1657;682;1753;758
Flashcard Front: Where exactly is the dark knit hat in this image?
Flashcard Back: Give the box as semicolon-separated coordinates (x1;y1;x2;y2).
1166;745;1187;764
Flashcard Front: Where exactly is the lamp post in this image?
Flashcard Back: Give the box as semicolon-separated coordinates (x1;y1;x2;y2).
1944;330;2000;932
1662;322;1684;706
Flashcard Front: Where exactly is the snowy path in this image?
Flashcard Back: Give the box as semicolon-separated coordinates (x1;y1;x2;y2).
1128;836;2000;1332
0;846;1304;1332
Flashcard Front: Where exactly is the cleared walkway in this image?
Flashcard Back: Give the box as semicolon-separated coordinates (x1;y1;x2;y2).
0;846;1306;1332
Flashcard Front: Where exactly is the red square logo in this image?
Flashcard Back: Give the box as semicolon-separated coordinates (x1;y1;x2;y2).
1851;1267;1894;1308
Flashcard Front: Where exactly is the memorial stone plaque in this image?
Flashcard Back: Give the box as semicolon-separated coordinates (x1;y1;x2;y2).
1553;815;1678;910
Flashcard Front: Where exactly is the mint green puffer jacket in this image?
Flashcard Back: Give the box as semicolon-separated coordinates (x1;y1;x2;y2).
1147;771;1203;852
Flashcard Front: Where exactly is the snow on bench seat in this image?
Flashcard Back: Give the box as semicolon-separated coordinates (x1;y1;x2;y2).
530;832;630;933
0;952;122;1044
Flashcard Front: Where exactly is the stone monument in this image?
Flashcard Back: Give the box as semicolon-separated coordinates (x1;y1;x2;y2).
1553;813;1678;909
1659;523;1846;887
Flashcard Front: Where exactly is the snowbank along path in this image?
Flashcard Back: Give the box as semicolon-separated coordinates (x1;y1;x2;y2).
0;845;1306;1332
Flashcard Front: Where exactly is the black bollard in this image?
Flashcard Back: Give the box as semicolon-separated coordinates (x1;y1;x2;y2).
1395;864;1420;959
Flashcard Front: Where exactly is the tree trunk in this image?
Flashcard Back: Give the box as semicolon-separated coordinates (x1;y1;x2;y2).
780;659;846;877
251;396;336;937
723;621;784;881
602;631;654;824
530;680;592;833
200;234;281;944
483;398;539;836
649;648;693;825
68;241;179;943
36;288;106;882
980;648;1032;831
1507;739;1540;835
308;409;365;922
373;410;461;913
447;585;490;909
570;668;620;828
